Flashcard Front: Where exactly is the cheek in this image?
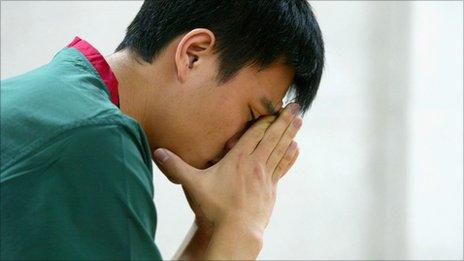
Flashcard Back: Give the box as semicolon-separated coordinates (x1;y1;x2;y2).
203;104;241;138
181;85;251;165
199;98;246;148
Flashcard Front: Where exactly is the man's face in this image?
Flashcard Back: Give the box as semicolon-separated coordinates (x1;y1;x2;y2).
138;29;295;169
146;58;295;169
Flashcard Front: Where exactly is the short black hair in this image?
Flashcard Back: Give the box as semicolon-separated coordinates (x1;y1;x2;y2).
116;0;325;115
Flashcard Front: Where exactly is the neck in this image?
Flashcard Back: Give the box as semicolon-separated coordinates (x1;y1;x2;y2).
106;50;154;127
105;48;178;151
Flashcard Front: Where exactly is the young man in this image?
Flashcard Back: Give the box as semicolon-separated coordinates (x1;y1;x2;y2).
1;0;324;260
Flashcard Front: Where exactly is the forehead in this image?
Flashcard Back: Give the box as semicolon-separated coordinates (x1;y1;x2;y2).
249;60;295;111
217;58;295;113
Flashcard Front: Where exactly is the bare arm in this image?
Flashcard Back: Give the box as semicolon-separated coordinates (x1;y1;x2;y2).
204;219;263;260
172;221;213;260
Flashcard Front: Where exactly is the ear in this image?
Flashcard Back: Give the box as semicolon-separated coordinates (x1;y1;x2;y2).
175;28;216;83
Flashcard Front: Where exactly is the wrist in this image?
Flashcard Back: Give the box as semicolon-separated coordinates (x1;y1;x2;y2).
214;218;264;250
205;218;264;260
215;214;266;236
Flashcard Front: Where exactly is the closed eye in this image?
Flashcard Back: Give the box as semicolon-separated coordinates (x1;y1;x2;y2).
249;106;256;121
247;106;258;128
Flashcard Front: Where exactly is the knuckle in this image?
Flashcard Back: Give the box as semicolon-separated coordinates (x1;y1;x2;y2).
267;133;279;145
277;151;292;167
283;152;292;163
267;158;278;172
252;162;266;180
275;145;286;157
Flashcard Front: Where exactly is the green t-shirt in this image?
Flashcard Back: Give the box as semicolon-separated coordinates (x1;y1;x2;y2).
1;37;162;260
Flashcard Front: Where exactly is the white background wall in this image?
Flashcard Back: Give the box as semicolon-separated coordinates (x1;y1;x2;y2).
1;1;462;260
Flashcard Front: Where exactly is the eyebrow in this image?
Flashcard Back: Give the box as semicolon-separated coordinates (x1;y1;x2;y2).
260;97;279;115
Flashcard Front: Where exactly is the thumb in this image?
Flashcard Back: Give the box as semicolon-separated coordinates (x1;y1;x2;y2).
153;148;198;187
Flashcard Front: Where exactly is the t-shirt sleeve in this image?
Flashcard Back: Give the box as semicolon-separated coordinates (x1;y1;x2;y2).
0;123;162;260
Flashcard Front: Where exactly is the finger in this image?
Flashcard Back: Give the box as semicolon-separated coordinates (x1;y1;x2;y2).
253;103;300;160
272;141;299;183
232;115;276;154
279;146;299;180
266;116;302;172
153;148;199;188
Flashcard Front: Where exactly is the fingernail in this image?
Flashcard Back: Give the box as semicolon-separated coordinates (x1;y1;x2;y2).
289;140;298;150
154;149;169;164
289;103;300;115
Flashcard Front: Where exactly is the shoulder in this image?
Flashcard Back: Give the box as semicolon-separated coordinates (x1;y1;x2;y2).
57;114;153;176
2;114;153;190
1;48;121;166
54;117;154;195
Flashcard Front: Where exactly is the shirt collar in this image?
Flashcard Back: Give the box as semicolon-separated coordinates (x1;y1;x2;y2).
67;36;119;107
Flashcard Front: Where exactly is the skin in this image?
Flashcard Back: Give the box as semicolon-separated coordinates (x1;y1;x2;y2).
107;29;294;169
106;28;302;260
157;105;302;260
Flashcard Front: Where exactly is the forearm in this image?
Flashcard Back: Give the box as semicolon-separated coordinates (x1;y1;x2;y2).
204;220;263;260
173;221;213;260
